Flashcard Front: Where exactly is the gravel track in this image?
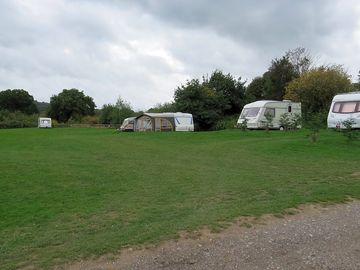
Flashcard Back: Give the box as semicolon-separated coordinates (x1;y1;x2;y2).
65;201;360;270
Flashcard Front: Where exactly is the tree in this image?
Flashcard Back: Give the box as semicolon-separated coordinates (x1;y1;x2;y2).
285;65;352;115
0;89;38;114
99;96;134;125
205;70;246;115
147;102;176;113
48;89;96;122
263;56;298;100
174;79;223;130
245;76;266;103
285;47;313;76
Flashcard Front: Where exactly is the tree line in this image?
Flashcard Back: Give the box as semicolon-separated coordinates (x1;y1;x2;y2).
1;47;359;129
153;48;359;130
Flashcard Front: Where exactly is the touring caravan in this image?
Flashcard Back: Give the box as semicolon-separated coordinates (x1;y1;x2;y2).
327;92;360;129
237;100;301;130
38;117;52;128
119;117;136;131
135;112;194;132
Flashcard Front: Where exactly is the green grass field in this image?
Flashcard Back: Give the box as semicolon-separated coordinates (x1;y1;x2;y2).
1;128;360;269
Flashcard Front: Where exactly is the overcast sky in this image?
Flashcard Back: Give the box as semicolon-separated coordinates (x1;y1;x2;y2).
1;0;359;110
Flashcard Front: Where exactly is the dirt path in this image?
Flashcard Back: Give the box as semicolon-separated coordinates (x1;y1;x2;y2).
65;201;360;270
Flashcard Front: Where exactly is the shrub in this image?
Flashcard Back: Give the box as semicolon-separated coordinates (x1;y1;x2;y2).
0;110;37;128
215;115;239;130
237;117;248;131
279;113;302;131
262;112;274;132
306;113;323;143
341;119;359;143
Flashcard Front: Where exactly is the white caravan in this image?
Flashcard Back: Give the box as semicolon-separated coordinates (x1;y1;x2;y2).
120;117;136;131
327;92;360;129
173;112;194;131
237;100;301;130
38;117;52;128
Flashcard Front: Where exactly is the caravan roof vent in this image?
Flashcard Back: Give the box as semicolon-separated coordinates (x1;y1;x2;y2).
282;99;291;102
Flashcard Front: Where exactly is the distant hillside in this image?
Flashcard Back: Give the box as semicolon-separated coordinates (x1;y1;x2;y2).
35;101;50;113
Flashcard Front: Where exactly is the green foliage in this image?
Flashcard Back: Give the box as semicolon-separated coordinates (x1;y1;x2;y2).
174;79;224;130
245;77;266;103
147;102;176;113
174;71;246;130
285;65;352;114
0;89;38;114
285;47;312;76
99;97;134;125
279;113;302;131
262;112;274;132
205;70;246;115
1;129;360;269
0;110;37;128
35;101;50;113
215;115;239;130
263;56;298;100
305;113;324;143
48;89;96;122
341;119;359;143
245;48;312;103
237;117;248;131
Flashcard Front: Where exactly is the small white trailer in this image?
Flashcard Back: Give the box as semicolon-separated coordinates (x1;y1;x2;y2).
38;117;52;128
237;100;301;130
327;92;360;129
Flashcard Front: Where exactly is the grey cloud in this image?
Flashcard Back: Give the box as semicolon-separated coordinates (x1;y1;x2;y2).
124;0;357;50
0;0;359;110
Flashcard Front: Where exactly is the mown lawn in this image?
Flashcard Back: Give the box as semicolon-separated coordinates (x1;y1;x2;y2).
1;128;360;269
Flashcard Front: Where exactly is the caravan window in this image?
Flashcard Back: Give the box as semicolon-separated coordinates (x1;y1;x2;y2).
332;101;360;113
175;117;192;125
241;107;260;118
264;108;275;117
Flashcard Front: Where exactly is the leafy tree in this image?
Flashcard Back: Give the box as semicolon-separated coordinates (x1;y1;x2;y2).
285;47;313;76
174;79;223;130
263;56;298;100
205;70;246;115
245;76;266;103
48;89;96;122
34;101;50;113
285;65;352;115
99;97;134;125
0;89;38;114
147;102;176;113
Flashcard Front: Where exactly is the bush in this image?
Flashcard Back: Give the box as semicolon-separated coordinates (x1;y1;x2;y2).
342;119;359;143
305;113;324;143
262;112;274;132
81;115;99;124
279;113;302;131
215;115;239;130
0;110;38;128
237;117;248;131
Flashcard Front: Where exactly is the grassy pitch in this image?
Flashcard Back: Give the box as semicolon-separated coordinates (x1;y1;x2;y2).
1;128;359;269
